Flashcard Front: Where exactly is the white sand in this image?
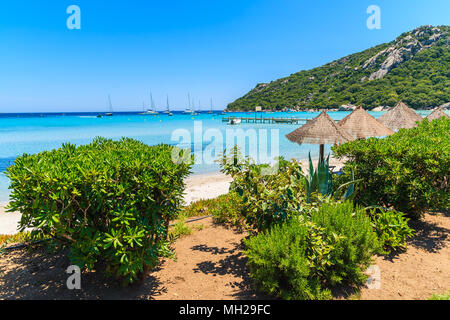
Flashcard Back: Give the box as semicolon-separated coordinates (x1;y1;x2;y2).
184;172;233;205
0;157;345;235
0;204;23;236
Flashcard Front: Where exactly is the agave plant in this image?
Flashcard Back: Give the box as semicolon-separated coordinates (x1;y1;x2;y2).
305;153;361;202
305;153;333;202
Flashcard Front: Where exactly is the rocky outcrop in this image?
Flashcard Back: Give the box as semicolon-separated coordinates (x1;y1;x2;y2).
339;104;358;111
363;26;447;80
439;102;450;109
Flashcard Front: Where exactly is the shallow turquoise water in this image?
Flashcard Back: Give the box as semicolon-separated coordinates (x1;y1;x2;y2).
0;109;441;202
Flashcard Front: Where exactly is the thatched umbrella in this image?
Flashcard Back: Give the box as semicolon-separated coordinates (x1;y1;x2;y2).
426;107;450;121
338;106;394;139
286;111;353;161
377;101;423;131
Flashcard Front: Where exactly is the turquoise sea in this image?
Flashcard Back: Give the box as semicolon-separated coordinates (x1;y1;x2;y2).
0;109;441;203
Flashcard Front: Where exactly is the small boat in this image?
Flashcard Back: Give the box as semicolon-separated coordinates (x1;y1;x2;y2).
228;118;241;125
96;114;103;118
140;109;158;115
183;108;195;115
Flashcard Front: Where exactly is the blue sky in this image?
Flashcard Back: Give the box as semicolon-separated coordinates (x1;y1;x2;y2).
0;0;448;112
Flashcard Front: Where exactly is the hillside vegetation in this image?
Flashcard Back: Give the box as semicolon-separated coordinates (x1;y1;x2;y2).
227;25;449;111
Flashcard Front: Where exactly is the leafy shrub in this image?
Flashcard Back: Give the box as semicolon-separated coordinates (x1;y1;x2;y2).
310;201;379;285
180;193;245;228
210;192;245;228
333;118;450;219
244;218;334;300
244;201;379;300
181;198;220;218
169;219;193;241
368;208;415;254
6;137;192;284
219;146;306;232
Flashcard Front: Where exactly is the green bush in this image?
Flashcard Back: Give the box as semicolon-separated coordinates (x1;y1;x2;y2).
219;146;306;232
333;118;450;219
244;218;334;300
6;137;192;284
210;192;245;228
244;201;379;300
369;208;415;254
181;198;220;218
310;201;379;286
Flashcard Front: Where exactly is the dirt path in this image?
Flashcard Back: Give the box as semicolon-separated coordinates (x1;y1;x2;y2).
0;218;262;300
0;214;448;300
359;213;449;300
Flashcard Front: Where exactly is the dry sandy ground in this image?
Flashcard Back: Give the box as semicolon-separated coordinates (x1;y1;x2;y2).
0;217;262;300
359;213;450;300
0;213;448;300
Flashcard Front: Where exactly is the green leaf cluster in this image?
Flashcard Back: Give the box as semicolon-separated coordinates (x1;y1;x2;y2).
368;208;415;254
219;146;306;232
333;118;450;219
6;137;192;285
244;201;379;300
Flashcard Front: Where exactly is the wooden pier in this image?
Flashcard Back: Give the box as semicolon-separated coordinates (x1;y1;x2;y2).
222;116;311;124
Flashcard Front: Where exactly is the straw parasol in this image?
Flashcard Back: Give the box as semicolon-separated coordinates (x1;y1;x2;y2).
338;106;394;139
286;111;353;161
426;107;450;121
377;101;423;131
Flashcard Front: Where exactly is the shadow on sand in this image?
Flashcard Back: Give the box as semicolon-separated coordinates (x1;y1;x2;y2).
0;247;166;300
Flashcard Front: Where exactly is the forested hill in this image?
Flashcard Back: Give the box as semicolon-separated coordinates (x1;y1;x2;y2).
227;25;449;111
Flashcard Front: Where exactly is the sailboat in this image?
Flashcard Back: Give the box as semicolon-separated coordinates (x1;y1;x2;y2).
166;95;173;116
163;95;171;114
183;93;195;114
105;95;113;116
140;93;159;115
208;98;214;114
